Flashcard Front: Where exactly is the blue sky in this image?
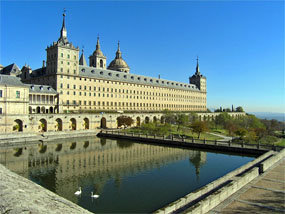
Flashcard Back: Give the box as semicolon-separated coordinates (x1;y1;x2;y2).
1;1;284;113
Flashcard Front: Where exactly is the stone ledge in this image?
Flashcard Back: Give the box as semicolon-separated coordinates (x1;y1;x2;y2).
154;150;276;214
0;164;92;214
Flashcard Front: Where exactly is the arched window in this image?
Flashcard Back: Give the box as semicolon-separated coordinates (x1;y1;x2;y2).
100;59;103;68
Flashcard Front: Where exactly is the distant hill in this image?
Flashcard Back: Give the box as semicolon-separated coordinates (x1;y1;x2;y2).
249;112;285;122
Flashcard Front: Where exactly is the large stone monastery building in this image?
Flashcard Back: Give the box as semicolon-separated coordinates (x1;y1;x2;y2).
2;12;207;114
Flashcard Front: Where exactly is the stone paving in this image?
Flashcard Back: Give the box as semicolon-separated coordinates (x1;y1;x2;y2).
207;158;285;214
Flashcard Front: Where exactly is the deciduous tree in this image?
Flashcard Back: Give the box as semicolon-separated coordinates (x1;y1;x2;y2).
191;121;208;139
117;116;134;127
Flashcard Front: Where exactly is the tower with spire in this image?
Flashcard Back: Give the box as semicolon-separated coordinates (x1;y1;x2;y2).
46;10;79;79
189;57;207;92
89;36;107;69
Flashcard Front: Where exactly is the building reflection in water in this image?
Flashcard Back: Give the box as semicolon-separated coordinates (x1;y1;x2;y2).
0;137;207;203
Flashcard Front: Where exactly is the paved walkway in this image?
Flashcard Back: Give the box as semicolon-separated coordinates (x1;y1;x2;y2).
207;132;232;141
207;158;285;214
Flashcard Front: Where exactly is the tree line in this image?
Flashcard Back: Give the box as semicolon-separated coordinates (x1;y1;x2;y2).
118;110;284;145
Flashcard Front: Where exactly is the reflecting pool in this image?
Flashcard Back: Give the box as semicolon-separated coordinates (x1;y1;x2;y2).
0;137;255;213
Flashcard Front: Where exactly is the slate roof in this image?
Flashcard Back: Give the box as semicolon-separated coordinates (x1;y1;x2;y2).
28;84;58;94
30;67;46;77
1;63;21;75
0;74;28;87
78;66;199;91
79;52;87;66
29;65;200;91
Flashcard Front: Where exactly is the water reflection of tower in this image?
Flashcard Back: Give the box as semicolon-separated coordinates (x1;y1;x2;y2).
189;151;207;180
1;138;205;201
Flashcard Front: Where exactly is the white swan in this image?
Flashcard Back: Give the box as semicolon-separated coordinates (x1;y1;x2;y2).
74;187;82;196
91;192;99;198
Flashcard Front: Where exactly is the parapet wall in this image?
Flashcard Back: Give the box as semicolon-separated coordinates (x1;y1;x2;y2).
0;163;92;214
154;149;285;214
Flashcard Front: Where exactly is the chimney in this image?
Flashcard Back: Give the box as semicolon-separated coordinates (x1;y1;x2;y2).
43;60;46;67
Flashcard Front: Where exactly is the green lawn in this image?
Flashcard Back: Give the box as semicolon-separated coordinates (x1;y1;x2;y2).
122;125;222;141
275;139;285;147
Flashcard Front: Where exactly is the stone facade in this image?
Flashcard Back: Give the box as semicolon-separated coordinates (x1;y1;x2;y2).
0;112;245;133
19;12;207;113
0;75;29;116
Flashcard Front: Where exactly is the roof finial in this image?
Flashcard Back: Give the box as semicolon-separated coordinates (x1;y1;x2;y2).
118;40;120;51
82;45;84;53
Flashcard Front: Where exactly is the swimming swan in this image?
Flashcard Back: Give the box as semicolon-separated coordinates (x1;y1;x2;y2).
91;192;99;198
74;187;82;196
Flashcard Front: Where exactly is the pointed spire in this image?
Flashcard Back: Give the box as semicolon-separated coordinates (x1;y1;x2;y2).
96;35;101;50
79;48;87;66
195;56;200;75
116;41;122;59
58;9;68;44
62;9;66;30
117;41;120;51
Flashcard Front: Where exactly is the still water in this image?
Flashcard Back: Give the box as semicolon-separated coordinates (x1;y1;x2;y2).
0;137;255;213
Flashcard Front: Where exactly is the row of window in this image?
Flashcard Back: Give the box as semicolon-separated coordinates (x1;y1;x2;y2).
60;83;203;98
0;90;20;98
60;84;203;98
61;90;205;103
64;100;205;109
47;53;77;60
58;75;203;92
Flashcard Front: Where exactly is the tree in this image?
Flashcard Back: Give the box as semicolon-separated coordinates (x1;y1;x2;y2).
247;115;265;129
235;128;247;139
236;106;244;112
191;121;208;139
215;112;231;128
244;130;257;143
189;112;198;123
225;108;231;112
254;127;266;141
177;114;189;131
117;116;134;127
164;111;176;124
225;120;237;136
157;123;172;136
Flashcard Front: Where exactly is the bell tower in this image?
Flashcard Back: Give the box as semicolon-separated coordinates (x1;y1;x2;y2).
46;10;79;80
89;36;107;69
189;57;207;92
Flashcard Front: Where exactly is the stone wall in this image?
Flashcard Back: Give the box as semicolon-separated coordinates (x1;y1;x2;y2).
0;112;245;134
154;149;285;214
0;163;92;214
